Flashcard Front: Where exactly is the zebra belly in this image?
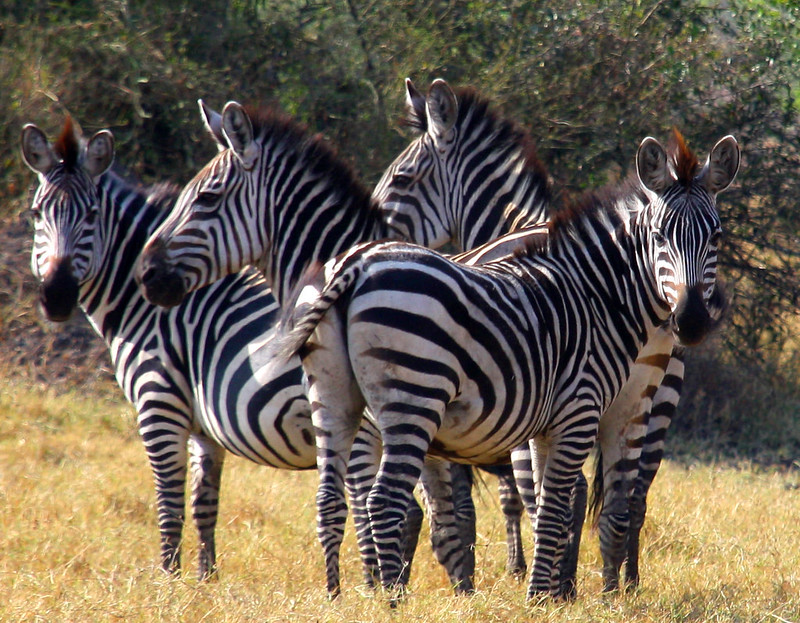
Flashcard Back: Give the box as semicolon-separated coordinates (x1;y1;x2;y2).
190;305;317;470
430;397;539;464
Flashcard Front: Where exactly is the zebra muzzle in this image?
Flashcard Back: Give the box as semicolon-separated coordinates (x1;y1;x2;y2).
137;246;187;308
670;284;711;347
39;258;79;322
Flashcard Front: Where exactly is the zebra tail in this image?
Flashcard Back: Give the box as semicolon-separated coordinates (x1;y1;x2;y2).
276;257;362;362
587;449;604;530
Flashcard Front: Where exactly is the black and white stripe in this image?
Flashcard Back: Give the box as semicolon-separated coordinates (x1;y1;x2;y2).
278;133;738;601
374;78;550;250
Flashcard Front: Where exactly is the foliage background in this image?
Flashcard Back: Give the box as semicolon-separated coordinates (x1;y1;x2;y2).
1;0;799;460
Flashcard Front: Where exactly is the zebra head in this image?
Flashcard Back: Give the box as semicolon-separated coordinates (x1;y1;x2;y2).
138;100;266;308
373;79;550;251
634;131;739;346
21;118;114;322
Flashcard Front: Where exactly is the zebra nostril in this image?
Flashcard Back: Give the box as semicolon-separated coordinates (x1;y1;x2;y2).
138;263;158;288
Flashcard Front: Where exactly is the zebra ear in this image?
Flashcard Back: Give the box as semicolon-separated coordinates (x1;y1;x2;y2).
426;79;458;145
84;130;114;179
404;78;427;131
701;135;739;194
636;137;671;193
221;101;258;169
198;99;228;152
21;124;57;176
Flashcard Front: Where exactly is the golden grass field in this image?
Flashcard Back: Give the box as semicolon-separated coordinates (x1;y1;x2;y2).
1;380;799;622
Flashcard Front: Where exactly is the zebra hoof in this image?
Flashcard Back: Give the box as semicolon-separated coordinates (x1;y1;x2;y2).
556;578;577;602
327;586;341;601
524;590;552;608
453;577;475;595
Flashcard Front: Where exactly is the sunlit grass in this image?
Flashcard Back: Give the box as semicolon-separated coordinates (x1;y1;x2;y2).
1;380;799;622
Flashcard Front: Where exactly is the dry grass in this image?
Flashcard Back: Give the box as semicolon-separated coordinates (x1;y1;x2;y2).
1;380;799;622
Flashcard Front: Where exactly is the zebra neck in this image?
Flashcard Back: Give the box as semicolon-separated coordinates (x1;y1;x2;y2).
267;187;383;307
551;213;669;363
454;106;551;250
458;172;550;251
79;174;169;343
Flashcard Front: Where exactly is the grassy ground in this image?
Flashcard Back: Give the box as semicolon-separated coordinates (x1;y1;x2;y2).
1;380;799;622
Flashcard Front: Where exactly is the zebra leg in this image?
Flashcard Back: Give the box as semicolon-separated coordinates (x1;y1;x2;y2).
515;440;583;598
369;419;441;598
511;443;543;594
346;417;428;590
512;443;587;596
318;404;364;598
625;346;685;590
558;470;587;600
500;449;532;579
450;462;476;585
492;464;526;579
398;494;425;587
418;458;474;593
188;434;225;581
595;442;642;592
595;330;674;592
347;419;381;588
525;417;598;601
595;425;648;592
303;315;366;598
313;405;363;598
625;477;647;591
138;412;191;576
346;421;425;591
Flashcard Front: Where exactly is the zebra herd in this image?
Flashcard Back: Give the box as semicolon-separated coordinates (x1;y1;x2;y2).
21;79;739;604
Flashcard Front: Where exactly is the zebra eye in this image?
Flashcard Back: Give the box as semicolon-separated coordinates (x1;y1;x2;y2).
29;207;42;222
392;173;414;189
194;191;219;210
709;231;723;247
652;231;667;246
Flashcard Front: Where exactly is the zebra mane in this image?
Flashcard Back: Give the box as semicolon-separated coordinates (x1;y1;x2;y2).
516;129;700;260
516;176;643;259
668;128;700;186
94;168;180;215
53;116;82;171
401;86;549;183
244;105;379;216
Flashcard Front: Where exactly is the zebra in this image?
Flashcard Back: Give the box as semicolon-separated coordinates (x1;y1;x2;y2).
276;131;739;601
135;90;558;593
373;78;729;593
